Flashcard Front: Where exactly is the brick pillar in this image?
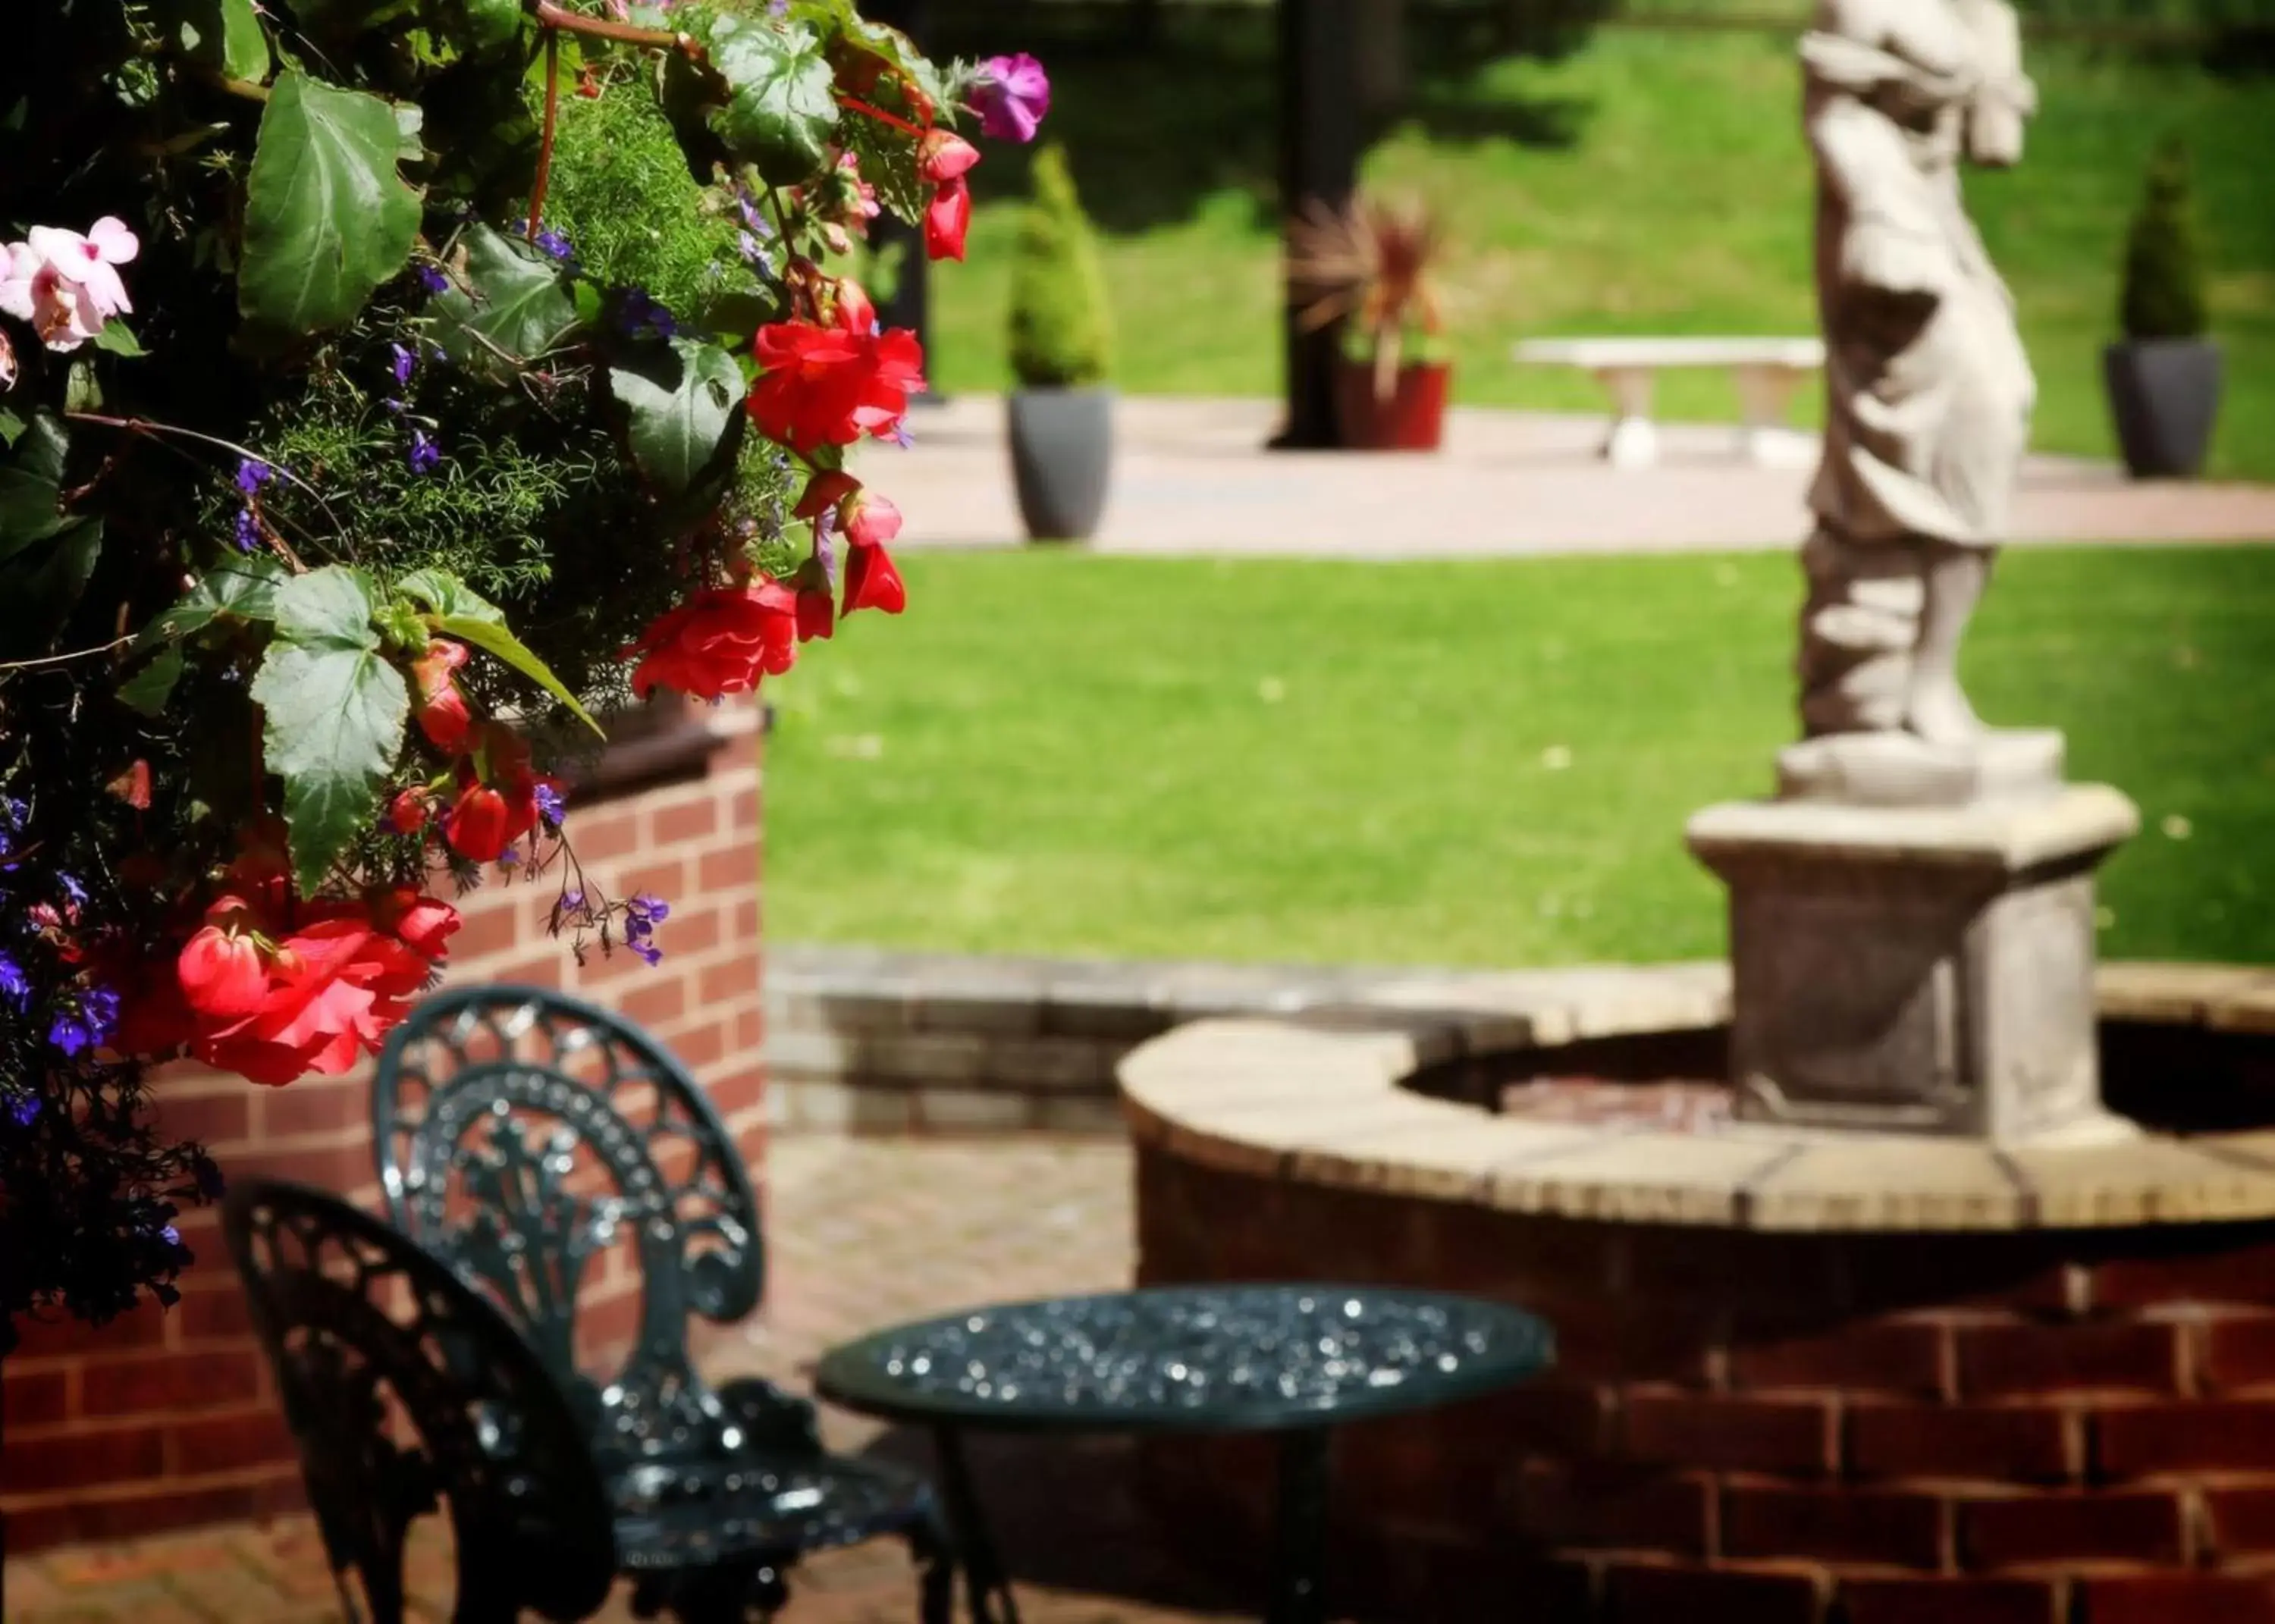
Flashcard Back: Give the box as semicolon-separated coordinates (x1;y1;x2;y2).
0;698;765;1552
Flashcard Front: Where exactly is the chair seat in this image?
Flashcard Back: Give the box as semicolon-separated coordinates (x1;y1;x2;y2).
609;1450;937;1572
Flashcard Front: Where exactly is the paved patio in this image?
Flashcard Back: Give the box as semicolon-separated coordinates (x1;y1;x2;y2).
1;1136;1247;1624
857;394;2275;558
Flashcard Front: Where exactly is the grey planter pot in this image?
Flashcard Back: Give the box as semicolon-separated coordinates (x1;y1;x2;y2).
1007;387;1114;542
2104;337;2223;479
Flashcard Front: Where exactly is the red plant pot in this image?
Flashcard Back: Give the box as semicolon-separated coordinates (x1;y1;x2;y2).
1333;359;1451;451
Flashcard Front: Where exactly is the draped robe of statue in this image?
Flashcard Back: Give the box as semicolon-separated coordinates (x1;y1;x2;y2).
1797;0;2038;749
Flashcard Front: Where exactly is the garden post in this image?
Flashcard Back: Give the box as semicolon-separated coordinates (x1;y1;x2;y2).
1275;0;1360;449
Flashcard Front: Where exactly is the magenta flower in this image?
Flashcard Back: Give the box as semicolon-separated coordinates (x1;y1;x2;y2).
971;53;1050;143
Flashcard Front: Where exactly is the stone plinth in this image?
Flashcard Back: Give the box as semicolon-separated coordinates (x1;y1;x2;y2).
1687;785;2138;1140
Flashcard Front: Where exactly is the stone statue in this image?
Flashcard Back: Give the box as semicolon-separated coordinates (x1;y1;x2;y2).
1790;0;2044;802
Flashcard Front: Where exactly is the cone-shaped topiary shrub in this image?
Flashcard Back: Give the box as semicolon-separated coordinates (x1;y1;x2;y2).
1009;146;1113;389
2120;137;2210;342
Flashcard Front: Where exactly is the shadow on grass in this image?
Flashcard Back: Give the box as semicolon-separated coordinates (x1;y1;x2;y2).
930;9;1599;235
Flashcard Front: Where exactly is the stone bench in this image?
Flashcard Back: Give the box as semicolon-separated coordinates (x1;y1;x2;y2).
1512;334;1825;470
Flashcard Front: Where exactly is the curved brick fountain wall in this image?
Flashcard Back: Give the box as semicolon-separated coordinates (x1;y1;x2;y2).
0;699;766;1553
1125;971;2275;1624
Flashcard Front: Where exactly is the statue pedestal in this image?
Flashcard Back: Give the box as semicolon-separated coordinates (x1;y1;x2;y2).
1687;783;2139;1141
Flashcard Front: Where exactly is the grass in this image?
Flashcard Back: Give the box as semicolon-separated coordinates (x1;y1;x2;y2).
921;24;2275;478
764;546;2275;970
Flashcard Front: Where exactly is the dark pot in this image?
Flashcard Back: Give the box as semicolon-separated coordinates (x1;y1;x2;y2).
2104;337;2223;479
1332;359;1451;451
1007;387;1114;541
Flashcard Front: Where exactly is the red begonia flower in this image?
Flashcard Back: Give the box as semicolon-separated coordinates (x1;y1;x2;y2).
845;491;902;549
369;886;461;961
177;920;268;1019
795;585;835;643
843;541;906;618
918;130;981;183
748;282;925;453
623;582;799;701
385;788;433;834
410;639;472;753
924;175;971;262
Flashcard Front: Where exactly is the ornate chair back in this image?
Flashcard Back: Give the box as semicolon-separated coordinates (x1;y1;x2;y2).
370;984;778;1472
223;1177;616;1624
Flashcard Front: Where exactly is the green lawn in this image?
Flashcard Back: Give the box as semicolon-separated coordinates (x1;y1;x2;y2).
764;546;2275;970
923;24;2275;478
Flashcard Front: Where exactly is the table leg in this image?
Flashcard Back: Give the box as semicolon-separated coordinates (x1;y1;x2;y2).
1734;364;1816;468
933;1425;1021;1624
1593;367;1659;469
1267;1428;1333;1624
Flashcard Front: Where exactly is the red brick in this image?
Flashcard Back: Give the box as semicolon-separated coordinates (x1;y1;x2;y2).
667;1017;728;1071
1333;1424;1504;1539
1957;1320;2186;1400
1440;1380;1610;1458
651;796;719;845
729;786;758;830
1624;1393;1836;1477
450;899;522;959
700;953;760;1005
1722;1484;1946;1569
8;1300;168;1361
488;952;566;989
1960;1490;2188;1569
259;1076;365;1137
698;843;755;894
8;1472;303;1552
2206;1485;2275;1556
1734;1319;1950;1399
567;807;642;862
618;975;688;1030
1849;1402;2081;1484
146;1086;253;1147
169;1405;295;1475
668;904;723;958
1841;1576;2062;1624
2096;1400;2275;1478
2;1424;164;1493
732;895;758;941
1607;1561;1826;1624
736;1004;764;1053
2078;1575;2275;1624
176;1285;255;1342
83;1349;261;1416
1512;1464;1711;1557
2094;1243;2275;1312
2206;1316;2275;1394
240;1140;371;1194
707;1066;764;1118
620;857;689;904
2;1368;70;1429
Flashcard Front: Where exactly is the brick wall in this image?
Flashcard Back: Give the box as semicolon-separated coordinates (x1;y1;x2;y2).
0;699;765;1553
1139;1146;2275;1624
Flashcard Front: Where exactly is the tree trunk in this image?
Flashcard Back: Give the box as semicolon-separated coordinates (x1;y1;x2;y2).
1355;0;1407;121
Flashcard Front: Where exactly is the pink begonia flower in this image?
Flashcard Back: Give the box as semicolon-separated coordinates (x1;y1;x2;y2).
0;218;138;353
971;53;1050;144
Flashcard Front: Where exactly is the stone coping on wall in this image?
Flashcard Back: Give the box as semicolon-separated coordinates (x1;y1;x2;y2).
1117;959;2275;1234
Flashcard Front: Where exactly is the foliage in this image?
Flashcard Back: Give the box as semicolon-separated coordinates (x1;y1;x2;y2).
0;0;1043;1345
2120;136;2211;341
1008;145;1112;389
1288;193;1445;391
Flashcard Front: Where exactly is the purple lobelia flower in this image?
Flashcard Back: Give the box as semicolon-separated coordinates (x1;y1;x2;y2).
390;343;417;385
233;508;261;553
416;264;450;295
49;983;118;1057
58;872;86;908
234;458;274;497
535;782;566;829
407;429;441;474
971;53;1050;143
7;1089;36;1127
0;950;30;1008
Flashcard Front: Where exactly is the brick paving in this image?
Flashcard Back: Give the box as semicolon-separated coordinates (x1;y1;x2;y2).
2;1136;1266;1624
859;394;2275;557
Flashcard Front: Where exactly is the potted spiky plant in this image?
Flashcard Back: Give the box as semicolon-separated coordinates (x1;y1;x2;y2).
2104;137;2223;478
1288;194;1449;450
1006;145;1115;541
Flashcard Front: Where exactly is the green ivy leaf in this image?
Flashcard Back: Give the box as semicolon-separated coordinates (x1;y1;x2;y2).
431;224;582;381
238;71;422;341
271;563;381;647
0;408;26;448
118;643;185;716
702;14;839;185
250;640;409;890
440;0;523;55
91;321;148;358
172;0;270;84
608;337;745;496
433;613;604;738
0;519;104;663
394;565;504;625
0;412;69;563
140;554;285;647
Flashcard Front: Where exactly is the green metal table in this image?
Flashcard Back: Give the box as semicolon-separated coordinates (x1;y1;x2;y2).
814;1283;1555;1624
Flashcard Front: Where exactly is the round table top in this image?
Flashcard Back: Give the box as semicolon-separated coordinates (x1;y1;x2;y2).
812;1284;1555;1435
